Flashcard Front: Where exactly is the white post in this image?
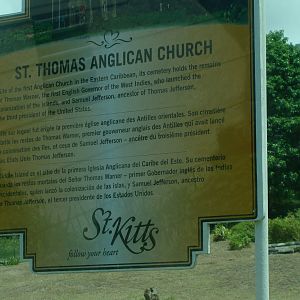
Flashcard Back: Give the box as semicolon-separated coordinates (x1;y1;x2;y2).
255;218;269;300
254;0;269;299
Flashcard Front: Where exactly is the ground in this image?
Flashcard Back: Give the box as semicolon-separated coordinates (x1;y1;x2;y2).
0;241;299;300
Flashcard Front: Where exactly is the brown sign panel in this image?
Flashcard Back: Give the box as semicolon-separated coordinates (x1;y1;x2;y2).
0;0;257;272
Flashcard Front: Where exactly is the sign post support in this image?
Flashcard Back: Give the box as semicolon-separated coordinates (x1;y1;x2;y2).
255;218;269;300
254;0;269;299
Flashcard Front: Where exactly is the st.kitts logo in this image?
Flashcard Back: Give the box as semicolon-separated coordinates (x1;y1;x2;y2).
82;208;159;254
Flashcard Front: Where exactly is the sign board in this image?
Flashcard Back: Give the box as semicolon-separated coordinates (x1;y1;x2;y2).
0;0;257;272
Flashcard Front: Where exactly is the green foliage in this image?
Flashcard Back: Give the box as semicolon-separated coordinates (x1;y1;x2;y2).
197;0;248;14
228;234;251;250
213;213;300;250
228;222;255;250
269;210;300;243
127;0;205;15
0;23;35;55
223;3;248;23
212;224;231;241
0;236;20;266
2;256;20;266
266;31;300;217
230;222;255;241
33;21;53;44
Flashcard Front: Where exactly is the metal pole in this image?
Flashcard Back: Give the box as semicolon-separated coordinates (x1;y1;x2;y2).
254;0;269;299
255;218;269;300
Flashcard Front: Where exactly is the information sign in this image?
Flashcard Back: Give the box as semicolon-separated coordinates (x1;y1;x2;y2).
0;0;257;272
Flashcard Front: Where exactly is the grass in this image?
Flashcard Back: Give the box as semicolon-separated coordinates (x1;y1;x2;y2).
0;241;299;299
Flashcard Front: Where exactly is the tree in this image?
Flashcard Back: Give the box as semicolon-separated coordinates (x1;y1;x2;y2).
196;0;247;12
266;31;300;217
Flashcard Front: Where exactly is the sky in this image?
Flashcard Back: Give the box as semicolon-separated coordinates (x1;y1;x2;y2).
0;0;23;16
0;0;299;44
266;0;300;44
